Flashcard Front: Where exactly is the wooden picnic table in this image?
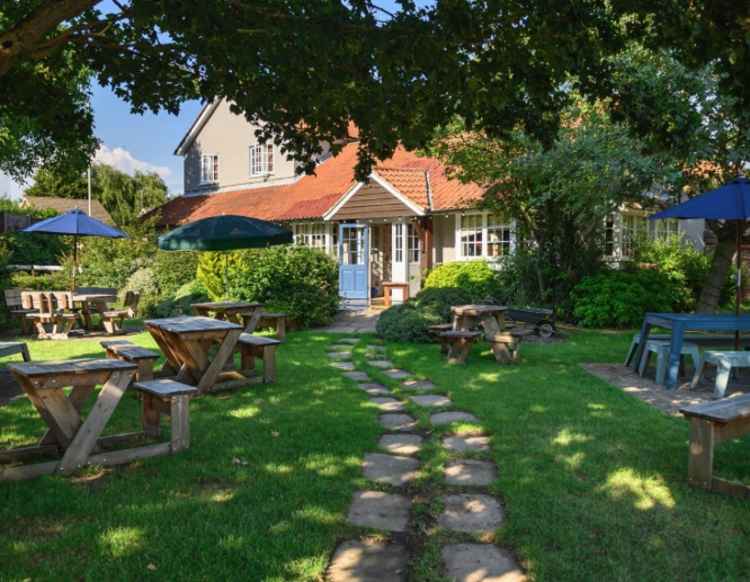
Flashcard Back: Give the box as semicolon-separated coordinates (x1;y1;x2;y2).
145;316;244;394
191;300;263;325
72;292;117;330
1;358;139;480
452;304;508;341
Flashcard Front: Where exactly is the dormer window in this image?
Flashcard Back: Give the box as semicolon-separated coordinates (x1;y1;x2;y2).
250;143;274;176
200;154;219;184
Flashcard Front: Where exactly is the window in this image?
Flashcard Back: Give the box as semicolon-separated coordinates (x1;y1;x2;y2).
293;223;329;251
622;214;648;258
649;217;680;241
250;143;274;176
200;154;219;184
613;212;681;259
407;224;421;262
486;214;512;257
459;214;483;257
394;223;404;263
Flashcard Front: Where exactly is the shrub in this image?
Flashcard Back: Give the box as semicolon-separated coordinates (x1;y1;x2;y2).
571;268;678;328
424;261;502;299
121;267;160;316
151;280;209;318
153;251;199;296
10;271;70;290
413;287;475;321
197;246;339;328
375;303;434;342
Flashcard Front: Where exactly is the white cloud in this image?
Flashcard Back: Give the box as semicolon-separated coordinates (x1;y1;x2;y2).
95;144;172;180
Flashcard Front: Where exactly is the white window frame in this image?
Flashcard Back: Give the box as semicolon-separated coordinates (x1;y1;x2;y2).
200;154;219;184
292;222;333;254
249;143;274;177
455;212;515;260
407;223;421;263
608;210;682;260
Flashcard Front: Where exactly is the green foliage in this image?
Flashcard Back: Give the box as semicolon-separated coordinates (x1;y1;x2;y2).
424;261;502;299
412;287;476;321
150;280;209;318
375;303;434;343
197;246;339;328
9;271;69;291
0;198;70;266
152;252;199;296
571;269;678;328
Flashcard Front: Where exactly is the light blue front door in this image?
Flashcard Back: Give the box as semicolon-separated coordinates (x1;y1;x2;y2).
338;223;369;300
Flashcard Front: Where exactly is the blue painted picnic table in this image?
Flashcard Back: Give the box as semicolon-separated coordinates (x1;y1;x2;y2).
632;313;750;389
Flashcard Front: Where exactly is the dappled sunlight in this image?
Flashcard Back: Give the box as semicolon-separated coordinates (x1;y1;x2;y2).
293;505;340;525
529;404;547;414
99;526;144;558
552;428;592;447
218;534;245;550
554;451;586;471
302;454;348;477
228;405;260;419
599;468;675;511
264;463;294;475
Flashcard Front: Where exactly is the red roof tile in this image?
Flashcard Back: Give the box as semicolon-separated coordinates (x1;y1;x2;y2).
152;141;484;226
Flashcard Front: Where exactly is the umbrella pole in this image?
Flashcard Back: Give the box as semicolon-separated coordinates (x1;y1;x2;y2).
736;220;743;349
72;233;78;291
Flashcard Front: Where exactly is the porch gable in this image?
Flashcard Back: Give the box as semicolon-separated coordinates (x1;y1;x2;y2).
324;173;425;221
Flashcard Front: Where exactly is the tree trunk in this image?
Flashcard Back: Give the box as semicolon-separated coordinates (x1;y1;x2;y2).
696;226;735;313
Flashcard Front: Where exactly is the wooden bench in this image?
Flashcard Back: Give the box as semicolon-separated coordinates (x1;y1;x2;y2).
680;395;750;499
490;331;525;364
638;339;702;385
626;332;750;367
100;291;140;335
242;311;288;340
237;334;281;383
691;351;750;397
101;340;160;382
439;330;481;364
0;342;30;362
383;282;409;306
428;324;453;353
132;379;198;453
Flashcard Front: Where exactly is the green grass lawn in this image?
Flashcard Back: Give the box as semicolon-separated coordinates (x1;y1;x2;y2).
1;329;749;581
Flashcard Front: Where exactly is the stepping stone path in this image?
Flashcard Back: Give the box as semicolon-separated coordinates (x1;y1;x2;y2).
383;368;411;380
324;337;524;581
443;435;491;453
343;371;370;382
367;359;394;369
347;490;411;532
400;379;436;392
444;459;497;486
430;411;480;426
442;544;525;582
363;453;420;486
379;434;422;456
369;397;405;412
410;394;452;408
357;383;392;396
328;540;408;582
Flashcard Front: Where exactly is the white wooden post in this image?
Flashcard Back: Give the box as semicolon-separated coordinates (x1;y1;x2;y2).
391;220;408;303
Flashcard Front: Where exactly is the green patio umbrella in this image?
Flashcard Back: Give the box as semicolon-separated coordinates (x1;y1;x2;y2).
158;215;292;251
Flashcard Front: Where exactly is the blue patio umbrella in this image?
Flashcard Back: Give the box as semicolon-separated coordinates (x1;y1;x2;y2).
651;176;750;343
22;208;127;286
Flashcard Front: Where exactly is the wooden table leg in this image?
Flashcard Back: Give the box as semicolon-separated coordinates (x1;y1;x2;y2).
688;417;714;490
59;369;134;474
17;378;81;449
197;329;242;393
666;324;685;390
170;396;190;452
631;320;653;370
39;383;96;446
263;346;277;383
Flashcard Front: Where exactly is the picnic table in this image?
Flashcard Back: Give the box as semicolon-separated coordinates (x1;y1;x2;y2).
632;313;750;389
145;316;243;394
452;304;508;340
72;292;117;330
1;359;139;480
191;301;263;325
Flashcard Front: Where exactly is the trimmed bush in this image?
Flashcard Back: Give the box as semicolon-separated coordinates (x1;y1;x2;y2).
413;287;475;321
10;271;70;291
197;246;338;328
122;267;160;315
153;251;199;296
151;280;209;318
375;303;434;342
571;268;678;328
424;261;502;299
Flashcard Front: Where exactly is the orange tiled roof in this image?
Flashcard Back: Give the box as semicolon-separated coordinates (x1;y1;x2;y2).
151;141;484;226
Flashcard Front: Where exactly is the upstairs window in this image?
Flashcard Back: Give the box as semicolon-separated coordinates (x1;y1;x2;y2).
200;154;219;184
250;143;274;176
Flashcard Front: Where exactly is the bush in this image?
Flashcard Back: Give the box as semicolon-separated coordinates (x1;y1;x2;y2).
150;280;209;318
9;271;71;290
152;251;199;296
424;261;502;299
571;268;678;328
121;267;160;316
413;287;475;321
197;246;339;328
375;303;434;342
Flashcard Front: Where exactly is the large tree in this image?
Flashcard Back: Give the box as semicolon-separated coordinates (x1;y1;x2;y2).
26;162;167;225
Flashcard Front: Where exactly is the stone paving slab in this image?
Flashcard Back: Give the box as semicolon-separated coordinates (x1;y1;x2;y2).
328;351;353;361
410;394;452;408
380;413;418;431
338;338;360;344
343;371;370;382
328;345;354;353
438;494;504;533
442;543;525;582
368;359;394;369
347;490;411;532
384;369;411;380
444;460;497;486
363;453;420;486
379;433;423;456
357;383;392;396
331;361;356;371
431;411;480;426
366;345;387;354
443;435;491;453
400;379;436;392
370;397;406;412
329;540;408;582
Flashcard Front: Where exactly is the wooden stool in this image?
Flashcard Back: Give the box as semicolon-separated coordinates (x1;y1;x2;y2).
439;330;481;364
101;340;160;382
237;334;281;383
383;282;409;306
490;331;524;364
132;379;198;453
428;324;453;353
691;351;750;397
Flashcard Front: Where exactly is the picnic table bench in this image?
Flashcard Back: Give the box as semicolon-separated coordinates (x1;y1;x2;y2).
452;304;507;341
439;330;482;364
0;341;30;362
101;340;160;382
680;395;750;499
237;334;281;383
191;301;263;325
0;359;195;480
